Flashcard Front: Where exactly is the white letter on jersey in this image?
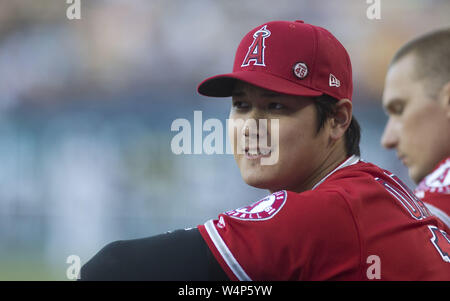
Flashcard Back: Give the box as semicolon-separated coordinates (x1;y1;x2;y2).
366;255;381;280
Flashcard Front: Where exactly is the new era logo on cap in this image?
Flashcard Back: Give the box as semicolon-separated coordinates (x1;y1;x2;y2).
329;74;341;87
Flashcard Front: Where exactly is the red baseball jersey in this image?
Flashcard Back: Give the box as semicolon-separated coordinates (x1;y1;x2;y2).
198;156;450;280
414;157;450;228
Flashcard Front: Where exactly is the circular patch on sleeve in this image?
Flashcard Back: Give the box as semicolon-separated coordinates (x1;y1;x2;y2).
225;190;287;221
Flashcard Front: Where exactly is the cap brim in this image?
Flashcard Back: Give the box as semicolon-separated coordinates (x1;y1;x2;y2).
197;71;323;98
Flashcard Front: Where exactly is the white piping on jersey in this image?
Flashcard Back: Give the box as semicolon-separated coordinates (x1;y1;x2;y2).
424;202;450;229
204;219;252;281
311;155;360;190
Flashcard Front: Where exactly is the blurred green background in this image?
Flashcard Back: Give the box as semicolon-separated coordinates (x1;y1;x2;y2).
0;0;449;280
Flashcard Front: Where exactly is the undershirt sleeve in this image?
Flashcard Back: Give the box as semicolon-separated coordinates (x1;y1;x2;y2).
80;228;229;281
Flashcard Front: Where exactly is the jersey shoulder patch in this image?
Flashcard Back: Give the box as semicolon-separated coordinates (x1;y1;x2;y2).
224;190;287;221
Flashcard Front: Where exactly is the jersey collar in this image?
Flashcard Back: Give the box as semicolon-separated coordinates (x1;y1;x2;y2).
311;155;360;190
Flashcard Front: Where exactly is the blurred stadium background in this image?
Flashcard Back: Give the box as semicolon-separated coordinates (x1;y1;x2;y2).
0;0;449;280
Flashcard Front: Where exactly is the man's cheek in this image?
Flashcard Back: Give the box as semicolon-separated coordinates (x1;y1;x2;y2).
261;120;280;166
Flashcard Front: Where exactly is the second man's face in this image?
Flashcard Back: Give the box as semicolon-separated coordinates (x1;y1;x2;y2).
381;54;450;183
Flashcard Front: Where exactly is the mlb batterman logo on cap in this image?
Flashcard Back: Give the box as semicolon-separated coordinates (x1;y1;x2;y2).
197;20;353;101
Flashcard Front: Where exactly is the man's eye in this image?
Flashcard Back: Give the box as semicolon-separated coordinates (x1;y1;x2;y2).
233;101;249;109
269;103;284;110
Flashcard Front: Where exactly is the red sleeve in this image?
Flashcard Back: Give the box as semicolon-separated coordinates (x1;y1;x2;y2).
198;190;361;280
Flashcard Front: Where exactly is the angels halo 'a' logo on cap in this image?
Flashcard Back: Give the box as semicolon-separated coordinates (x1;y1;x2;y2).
241;25;271;67
293;62;308;79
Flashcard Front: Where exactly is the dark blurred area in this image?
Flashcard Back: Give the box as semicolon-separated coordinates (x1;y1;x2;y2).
0;0;449;279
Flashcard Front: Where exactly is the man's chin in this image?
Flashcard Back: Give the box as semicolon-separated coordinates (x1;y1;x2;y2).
408;166;425;185
242;175;281;191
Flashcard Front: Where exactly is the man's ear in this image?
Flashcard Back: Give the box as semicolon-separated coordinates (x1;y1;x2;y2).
438;81;450;119
330;98;352;141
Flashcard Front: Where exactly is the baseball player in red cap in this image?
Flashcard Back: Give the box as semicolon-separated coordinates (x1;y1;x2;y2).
381;29;450;229
81;20;450;281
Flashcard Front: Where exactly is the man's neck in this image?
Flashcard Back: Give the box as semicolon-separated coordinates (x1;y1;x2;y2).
290;143;353;193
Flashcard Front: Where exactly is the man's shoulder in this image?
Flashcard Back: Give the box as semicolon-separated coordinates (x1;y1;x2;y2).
311;159;414;214
315;160;387;195
333;159;386;178
276;160;391;212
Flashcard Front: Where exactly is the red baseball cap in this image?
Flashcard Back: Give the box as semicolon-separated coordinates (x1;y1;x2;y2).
197;20;353;101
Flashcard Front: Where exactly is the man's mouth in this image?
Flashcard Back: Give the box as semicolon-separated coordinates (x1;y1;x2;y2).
244;147;272;159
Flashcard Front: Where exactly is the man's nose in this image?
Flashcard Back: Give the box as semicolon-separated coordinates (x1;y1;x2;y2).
243;118;259;139
242;109;267;138
381;118;399;149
